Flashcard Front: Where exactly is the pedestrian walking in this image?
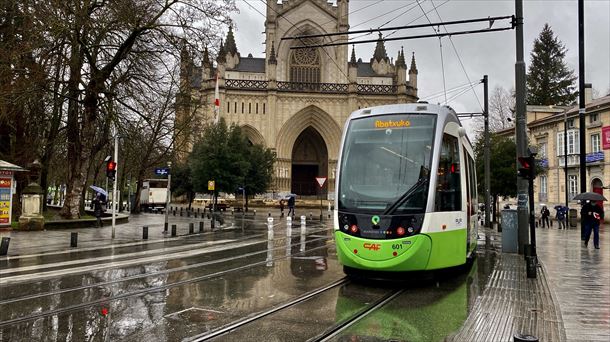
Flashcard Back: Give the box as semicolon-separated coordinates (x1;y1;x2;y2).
93;193;105;228
582;200;603;249
541;205;550;228
287;195;295;217
555;205;567;230
279;199;285;217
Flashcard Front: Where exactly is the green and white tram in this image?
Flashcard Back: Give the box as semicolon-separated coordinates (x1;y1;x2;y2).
335;103;478;275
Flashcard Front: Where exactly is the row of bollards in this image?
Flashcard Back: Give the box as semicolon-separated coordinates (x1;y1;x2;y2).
0;237;10;256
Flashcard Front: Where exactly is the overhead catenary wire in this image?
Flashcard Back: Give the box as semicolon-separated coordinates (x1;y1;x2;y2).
384;0;451;39
430;0;483;111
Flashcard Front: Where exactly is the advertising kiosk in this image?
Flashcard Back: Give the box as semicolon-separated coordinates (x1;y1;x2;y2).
0;160;24;228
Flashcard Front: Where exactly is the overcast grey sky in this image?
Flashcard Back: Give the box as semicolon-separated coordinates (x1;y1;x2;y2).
229;0;610;135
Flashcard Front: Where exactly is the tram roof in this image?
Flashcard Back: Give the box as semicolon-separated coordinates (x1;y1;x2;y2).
348;103;459;122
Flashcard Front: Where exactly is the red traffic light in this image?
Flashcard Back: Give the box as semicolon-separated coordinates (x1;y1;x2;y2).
106;161;117;171
517;157;530;169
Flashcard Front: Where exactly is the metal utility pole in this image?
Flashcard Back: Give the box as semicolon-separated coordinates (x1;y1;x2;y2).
564;111;569;210
514;0;529;254
164;161;172;232
111;126;118;239
578;0;586;194
483;75;491;228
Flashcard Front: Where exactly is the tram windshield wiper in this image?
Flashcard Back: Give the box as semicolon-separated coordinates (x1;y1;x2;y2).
382;177;428;215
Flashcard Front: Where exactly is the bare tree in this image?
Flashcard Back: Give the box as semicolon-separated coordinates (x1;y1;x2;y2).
473;85;515;135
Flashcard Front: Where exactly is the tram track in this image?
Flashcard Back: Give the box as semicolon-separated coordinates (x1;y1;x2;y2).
0;232;336;328
0;230;330;305
185;278;351;342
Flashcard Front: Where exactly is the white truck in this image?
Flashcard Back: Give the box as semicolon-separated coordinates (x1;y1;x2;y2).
140;179;168;211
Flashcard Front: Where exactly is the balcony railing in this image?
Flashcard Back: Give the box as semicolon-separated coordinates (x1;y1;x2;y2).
586;151;604;163
357;84;398;94
222;79;399;95
277;82;348;93
225;79;268;90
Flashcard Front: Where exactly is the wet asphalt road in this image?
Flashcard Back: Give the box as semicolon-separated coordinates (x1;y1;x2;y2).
0;213;496;341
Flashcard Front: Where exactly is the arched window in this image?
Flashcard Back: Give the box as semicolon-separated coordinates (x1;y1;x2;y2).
290;36;321;84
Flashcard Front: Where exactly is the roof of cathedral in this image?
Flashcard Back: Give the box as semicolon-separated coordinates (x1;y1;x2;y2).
229;57;266;73
356;61;392;77
225;25;238;56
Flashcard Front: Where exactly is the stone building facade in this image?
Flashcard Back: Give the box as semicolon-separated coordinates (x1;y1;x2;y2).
498;87;610;214
177;0;419;196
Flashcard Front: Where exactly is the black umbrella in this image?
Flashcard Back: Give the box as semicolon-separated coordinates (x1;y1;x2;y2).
572;192;607;201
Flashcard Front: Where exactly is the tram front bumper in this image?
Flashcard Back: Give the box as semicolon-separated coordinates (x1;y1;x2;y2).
334;231;432;272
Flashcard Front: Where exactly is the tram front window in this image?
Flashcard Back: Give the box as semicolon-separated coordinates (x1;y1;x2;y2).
338;114;436;214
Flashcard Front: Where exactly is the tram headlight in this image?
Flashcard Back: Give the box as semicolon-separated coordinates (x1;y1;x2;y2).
407;227;415;234
396;227;405;236
349;225;359;234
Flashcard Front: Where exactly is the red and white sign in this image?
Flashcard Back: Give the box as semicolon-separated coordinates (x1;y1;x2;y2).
315;177;327;188
213;72;220;124
602;126;610;150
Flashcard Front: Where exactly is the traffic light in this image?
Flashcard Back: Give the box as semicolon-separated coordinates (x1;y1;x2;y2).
106;159;117;181
517;156;536;180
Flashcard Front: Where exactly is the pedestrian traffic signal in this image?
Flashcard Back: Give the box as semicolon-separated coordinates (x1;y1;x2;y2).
106;159;117;181
517;156;536;180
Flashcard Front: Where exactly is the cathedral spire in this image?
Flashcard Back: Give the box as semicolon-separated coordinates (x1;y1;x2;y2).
349;44;357;67
202;45;211;67
372;32;389;63
396;46;406;68
268;41;277;65
409;52;418;74
216;39;226;63
225;24;238;56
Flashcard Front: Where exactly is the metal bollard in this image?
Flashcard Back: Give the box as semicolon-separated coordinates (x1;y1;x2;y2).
189;222;194;234
268;212;271;217
309;212;313;221
199;221;204;232
143;226;148;240
300;215;306;235
180;207;183;216
286;215;292;238
253;209;256;216
164;222;168;233
187;210;190;218
70;232;78;247
171;224;177;237
267;217;274;240
211;216;215;230
0;237;10;256
197;208;200;216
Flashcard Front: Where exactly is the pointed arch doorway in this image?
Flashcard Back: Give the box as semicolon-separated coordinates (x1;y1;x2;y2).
291;127;328;196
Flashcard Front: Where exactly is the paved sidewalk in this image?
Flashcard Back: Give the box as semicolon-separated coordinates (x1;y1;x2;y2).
453;224;609;342
535;225;610;341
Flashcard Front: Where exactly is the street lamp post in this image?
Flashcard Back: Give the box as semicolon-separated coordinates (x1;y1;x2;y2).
111;126;118;239
164;161;172;233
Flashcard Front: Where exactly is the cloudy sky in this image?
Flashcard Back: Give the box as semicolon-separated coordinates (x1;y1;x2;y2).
229;0;610;135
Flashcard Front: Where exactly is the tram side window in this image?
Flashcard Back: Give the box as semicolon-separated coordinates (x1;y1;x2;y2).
435;134;461;211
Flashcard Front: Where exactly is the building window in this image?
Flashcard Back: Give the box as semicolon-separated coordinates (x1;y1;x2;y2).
256;103;259;114
567;119;575;128
227;102;230;113
234;102;237;113
540;176;547;194
558;130;579;156
248;103;251;114
289;35;321;83
591;133;601;152
590;113;599;123
569;175;578;195
539;142;547;158
435;134;461;212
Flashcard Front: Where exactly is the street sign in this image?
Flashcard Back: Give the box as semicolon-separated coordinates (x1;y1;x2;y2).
155;168;169;176
208;180;215;191
315;177;327;188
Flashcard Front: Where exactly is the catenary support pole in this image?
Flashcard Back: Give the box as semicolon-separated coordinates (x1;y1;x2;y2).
111;126;118;239
483;75;491;228
578;0;587;240
515;0;529;254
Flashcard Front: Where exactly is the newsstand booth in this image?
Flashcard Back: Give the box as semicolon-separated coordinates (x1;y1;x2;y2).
0;160;24;228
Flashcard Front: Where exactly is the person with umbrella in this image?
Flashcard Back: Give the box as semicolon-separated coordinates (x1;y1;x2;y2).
554;205;567;230
575;192;606;249
92;193;105;227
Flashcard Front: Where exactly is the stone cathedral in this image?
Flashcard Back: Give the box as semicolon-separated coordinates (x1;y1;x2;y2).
178;0;419;197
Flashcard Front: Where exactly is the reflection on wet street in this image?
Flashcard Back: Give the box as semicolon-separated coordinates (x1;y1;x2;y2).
0;214;499;341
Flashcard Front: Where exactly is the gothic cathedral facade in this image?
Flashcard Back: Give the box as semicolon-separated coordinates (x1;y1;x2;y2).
178;0;419;197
